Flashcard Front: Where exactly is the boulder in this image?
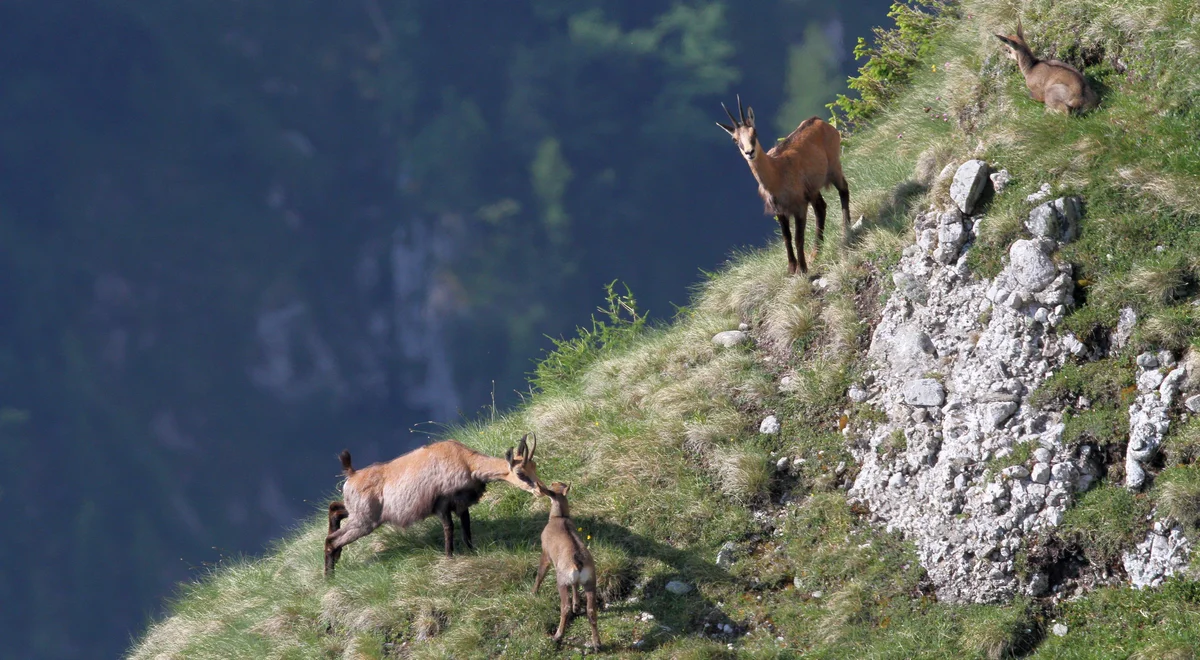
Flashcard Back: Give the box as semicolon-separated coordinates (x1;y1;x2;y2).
950;160;990;215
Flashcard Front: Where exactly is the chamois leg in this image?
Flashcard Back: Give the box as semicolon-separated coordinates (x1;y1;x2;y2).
325;502;349;570
571;584;579;613
324;519;375;577
776;215;798;275
794;211;809;274
1044;84;1072;115
457;505;474;551
533;551;550;595
553;583;572;642
585;588;600;648
811;194;828;262
438;508;455;557
834;171;851;247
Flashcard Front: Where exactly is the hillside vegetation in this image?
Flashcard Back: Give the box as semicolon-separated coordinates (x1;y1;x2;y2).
130;0;1200;657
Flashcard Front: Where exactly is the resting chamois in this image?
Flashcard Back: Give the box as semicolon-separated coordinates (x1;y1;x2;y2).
995;20;1097;115
324;434;543;576
533;482;600;648
717;96;851;274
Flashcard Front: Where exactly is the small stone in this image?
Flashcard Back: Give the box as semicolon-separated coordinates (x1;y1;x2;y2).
811;591;823;599
759;415;781;435
888;472;908;489
903;378;946;407
1031;463;1051;484
983;401;1019;429
1005;291;1026;310
1026;183;1052;203
1033;448;1053;463
712;330;749;347
1052;623;1068;637
950;160;990;214
1115;308;1137;349
1158;350;1177;368
716;542;736;569
1185;395;1200;414
848;385;870;403
1003;465;1030;480
1025;202;1059;240
738;322;749;331
989;169;1011;193
665;580;693;595
776;456;791;472
1028;572;1049;597
1137;352;1159;369
1008;240;1057;292
1034;307;1049;324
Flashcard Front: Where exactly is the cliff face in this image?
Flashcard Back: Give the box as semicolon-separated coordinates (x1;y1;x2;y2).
849;161;1191;604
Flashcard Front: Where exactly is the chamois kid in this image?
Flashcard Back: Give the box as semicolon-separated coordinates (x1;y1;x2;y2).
717;96;851;274
995;20;1098;115
324;434;543;576
533;482;600;648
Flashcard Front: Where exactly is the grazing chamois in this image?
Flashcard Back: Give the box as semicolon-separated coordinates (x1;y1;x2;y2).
324;434;543;576
995;20;1097;115
717;96;851;274
533;482;600;648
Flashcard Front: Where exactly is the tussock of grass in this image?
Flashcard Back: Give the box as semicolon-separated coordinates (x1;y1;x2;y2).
959;600;1036;660
1155;466;1200;535
1059;484;1151;567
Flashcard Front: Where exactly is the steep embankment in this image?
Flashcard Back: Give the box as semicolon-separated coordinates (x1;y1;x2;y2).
131;0;1200;657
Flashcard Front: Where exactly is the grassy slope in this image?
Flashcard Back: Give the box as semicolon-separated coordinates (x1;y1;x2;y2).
130;0;1200;657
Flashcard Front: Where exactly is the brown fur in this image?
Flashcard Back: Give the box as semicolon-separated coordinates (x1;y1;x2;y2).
324;435;543;576
995;20;1098;115
717;96;851;274
533;482;600;648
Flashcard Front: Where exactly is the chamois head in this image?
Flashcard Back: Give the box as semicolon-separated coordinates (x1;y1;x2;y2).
716;95;759;161
503;433;543;495
994;19;1029;63
540;481;571;517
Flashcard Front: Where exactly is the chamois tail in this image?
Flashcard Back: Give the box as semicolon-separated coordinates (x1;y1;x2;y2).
338;450;355;476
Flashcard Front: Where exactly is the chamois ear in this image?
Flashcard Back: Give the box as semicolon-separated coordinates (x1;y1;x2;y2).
995;34;1016;50
505;447;515;467
716;122;735;136
516;433;529;458
745;106;756;128
1016;18;1024;41
561;482;571;496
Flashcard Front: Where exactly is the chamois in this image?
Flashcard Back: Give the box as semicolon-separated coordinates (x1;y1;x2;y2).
324;434;543;576
717;96;851;274
995;20;1098;115
533;482;600;648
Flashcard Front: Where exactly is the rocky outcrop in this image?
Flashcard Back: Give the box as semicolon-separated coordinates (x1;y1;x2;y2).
844;174;1199;603
1127;351;1184;490
847;171;1111;603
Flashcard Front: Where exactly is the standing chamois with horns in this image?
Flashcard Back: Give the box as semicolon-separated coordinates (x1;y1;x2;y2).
995;20;1098;115
718;96;851;274
324;434;543;576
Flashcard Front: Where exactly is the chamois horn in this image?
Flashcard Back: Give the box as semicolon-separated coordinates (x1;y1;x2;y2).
737;94;746;124
722;101;738;126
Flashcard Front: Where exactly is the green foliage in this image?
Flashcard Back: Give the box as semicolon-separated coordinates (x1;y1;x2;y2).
1062;406;1128;447
1153;466;1200;535
532;280;647;393
1026;358;1134;410
828;0;960;132
1058;484;1151;567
